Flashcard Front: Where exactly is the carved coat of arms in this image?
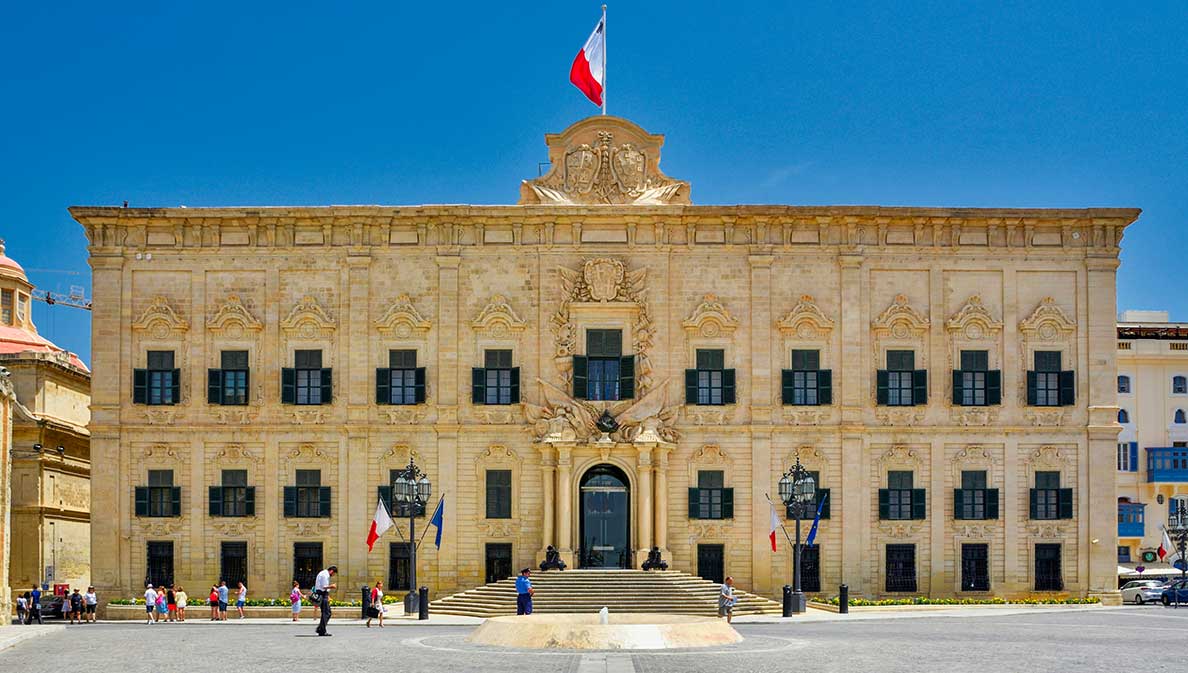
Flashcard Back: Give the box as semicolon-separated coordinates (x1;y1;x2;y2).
583;259;625;302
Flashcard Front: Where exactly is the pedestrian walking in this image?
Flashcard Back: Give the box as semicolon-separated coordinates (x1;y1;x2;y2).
156;586;168;621
69;589;83;624
289;581;304;622
144;584;158;624
312;565;337;637
718;576;736;624
16;593;27;625
235;582;247;619
84;587;98;624
515;568;534;615
166;586;177;622
217;581;229;621
365;581;384;628
208;586;218;621
30;586;43;625
174;586;187;622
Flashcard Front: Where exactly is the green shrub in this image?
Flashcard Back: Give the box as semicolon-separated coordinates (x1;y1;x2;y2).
811;595;1101;607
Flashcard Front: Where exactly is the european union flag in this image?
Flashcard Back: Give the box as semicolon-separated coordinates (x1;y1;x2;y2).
805;492;828;547
429;497;445;549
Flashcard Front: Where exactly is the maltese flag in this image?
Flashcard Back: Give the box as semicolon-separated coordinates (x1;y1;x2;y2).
366;497;393;552
570;16;605;107
769;503;780;552
1159;526;1174;562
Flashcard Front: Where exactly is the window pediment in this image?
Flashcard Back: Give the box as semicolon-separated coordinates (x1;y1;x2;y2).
132;296;189;336
777;295;834;339
471;295;526;336
208;294;262;335
281;295;336;337
374;293;430;336
946;295;1002;340
682;293;739;338
1019;297;1075;340
872;294;929;339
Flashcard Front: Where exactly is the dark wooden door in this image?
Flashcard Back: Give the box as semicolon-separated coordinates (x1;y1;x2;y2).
485;544;513;584
697;544;725;584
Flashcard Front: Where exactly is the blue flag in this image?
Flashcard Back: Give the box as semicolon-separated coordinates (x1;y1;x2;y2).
429;497;444;549
805;492;828;547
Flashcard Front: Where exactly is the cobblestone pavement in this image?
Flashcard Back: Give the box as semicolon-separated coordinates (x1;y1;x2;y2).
0;606;1180;672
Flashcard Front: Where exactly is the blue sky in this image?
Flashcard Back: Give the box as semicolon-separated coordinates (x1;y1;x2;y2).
3;1;1186;366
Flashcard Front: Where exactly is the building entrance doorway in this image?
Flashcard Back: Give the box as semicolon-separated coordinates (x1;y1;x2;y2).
580;464;631;568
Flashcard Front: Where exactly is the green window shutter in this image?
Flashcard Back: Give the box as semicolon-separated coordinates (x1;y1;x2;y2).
319;486;332;518
912;370;928;405
685;369;698;404
911;489;927;519
283;486;297;517
509;367;520;404
688;488;700;519
986;489;999;519
208;369;223;405
953;489;966;520
281;368;296;404
376;368;390;404
133;369;148;404
986;370;1002;405
721;488;734;519
952;370;964;405
818;369;832;405
573;356;589;399
1028;489;1038;519
619;355;635;399
209;486;224;517
781;370;794;405
134;487;149;516
1026;371;1038;406
471;368;486;404
818;488;831;519
876;370;889;405
878;488;890;520
1058;488;1073;519
1059;371;1076;406
168;369;180;404
243;369;250;402
378;486;392;514
170;487;182;517
244;486;256;517
414;367;427;403
320;368;333;404
1130;443;1139;473
722;369;736;405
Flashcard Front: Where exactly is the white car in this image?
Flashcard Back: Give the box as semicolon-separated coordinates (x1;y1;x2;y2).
1121;579;1166;605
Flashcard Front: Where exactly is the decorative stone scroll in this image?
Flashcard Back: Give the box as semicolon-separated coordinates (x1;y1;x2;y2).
132;296;189;337
946;295;1001;341
207;295;263;335
375;293;431;337
776;295;835;340
682;294;739;339
472;295;526;337
1019;297;1076;341
281;295;336;338
872;294;930;340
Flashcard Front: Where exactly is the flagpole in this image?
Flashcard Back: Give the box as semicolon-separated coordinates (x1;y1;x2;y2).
601;4;607;115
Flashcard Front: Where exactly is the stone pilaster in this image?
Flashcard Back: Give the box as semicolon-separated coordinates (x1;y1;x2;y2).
748;254;774;594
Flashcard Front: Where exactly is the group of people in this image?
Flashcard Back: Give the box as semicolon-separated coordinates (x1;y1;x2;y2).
14;585;98;624
142;584;189;623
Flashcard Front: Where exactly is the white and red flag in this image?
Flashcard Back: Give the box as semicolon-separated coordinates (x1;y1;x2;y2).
1159;526;1174;561
366;497;393;552
570;13;606;108
769;503;780;552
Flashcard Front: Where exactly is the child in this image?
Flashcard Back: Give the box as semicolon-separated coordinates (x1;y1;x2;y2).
289;581;304;622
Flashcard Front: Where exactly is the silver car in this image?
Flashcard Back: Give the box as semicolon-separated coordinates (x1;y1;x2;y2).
1121;579;1166;605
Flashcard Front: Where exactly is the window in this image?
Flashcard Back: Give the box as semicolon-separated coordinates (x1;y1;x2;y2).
801;545;821;593
1027;351;1073;407
1118;442;1138;472
210;469;255;518
220;541;247;588
284;470;330;518
146;541;174;588
377;350;426;405
16;294;26;323
955;470;998;521
878;350;926;406
1030;471;1072;520
1118;545;1131;563
1175;376;1188;395
1118;375;1131;394
0;289;11;324
880;471;925;521
485;543;514;584
885;544;917;593
574;329;634;401
134;350;179;405
389;542;411;593
961;543;990;592
485;469;512;519
1034;544;1063;591
787;471;831;520
1118;409;1130;424
1177;409;1187;425
689;470;733;520
953;350;1000;407
282;350;331;405
135;469;180;518
782;350;832;406
471;349;519;406
685;349;735;405
293;543;323;590
209;350;249;405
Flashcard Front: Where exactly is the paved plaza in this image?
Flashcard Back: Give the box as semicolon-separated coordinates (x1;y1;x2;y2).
1;607;1182;672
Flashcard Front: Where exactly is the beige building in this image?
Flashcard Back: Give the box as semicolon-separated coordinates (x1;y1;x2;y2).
0;243;92;608
1115;310;1188;577
74;116;1135;606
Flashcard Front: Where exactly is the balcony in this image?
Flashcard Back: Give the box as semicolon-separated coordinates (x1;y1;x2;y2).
1146;448;1188;482
1118;502;1146;538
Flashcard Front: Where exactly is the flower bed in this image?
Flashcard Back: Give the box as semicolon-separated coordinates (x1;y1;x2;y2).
809;595;1100;611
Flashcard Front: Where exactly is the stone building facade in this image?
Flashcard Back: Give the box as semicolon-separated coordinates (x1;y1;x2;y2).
74;116;1136;605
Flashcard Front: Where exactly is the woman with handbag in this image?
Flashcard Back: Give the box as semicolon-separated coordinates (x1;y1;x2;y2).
365;581;384;628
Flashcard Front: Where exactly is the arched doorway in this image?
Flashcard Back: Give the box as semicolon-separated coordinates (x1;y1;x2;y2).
579;464;631;569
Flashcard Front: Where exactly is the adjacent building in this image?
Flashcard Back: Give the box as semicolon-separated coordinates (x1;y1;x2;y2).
74;116;1136;606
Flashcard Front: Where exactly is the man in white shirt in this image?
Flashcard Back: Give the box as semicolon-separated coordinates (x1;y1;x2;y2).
313;565;337;636
144;585;159;624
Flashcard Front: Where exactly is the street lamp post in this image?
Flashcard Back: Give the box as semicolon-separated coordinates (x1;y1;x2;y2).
1169;507;1188;592
391;457;431;615
778;455;816;614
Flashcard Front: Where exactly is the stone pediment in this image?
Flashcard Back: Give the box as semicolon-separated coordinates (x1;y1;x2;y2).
519;116;691;206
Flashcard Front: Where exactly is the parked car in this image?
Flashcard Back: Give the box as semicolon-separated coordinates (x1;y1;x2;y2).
1160;579;1188;606
40;593;67;619
1121;579;1166;605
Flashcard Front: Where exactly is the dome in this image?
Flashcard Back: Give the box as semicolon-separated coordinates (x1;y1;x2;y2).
0;239;30;284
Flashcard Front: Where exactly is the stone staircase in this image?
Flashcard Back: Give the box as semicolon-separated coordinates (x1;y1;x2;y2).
430;569;784;617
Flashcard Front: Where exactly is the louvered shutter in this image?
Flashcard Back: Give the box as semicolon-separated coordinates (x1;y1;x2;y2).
986;489;999;519
721;488;734;519
471;368;485;404
987;370;1002;405
1130;442;1139;473
169;370;181;404
912;370;928;405
722;369;736;405
878;488;890;519
319;487;332;518
573;356;588;399
876;370;889;405
619;355;635;399
281;368;296;404
953;489;966;520
1058;488;1074;519
414;367;427;403
133;369;148;404
1059;371;1076;406
818;369;832;405
508;367;520;404
952;370;964;405
208;369;223;404
135;487;149;516
244;487;255;516
1028;489;1039;519
209;486;224;517
686;369;699;404
781;370;794;405
170;487;182;517
319;368;333;404
688;488;700;519
911;489;927;519
1026;371;1038;406
283;486;297;517
376;368;390;404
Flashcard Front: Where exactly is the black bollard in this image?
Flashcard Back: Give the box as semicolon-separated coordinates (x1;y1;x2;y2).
839;584;849;614
361;586;370;620
418;586;429;620
782;585;792;617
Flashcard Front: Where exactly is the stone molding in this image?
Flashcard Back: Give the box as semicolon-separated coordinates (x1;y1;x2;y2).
280;295;336;337
375;293;431;337
207;294;263;335
682;294;739;339
132;296;189;336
